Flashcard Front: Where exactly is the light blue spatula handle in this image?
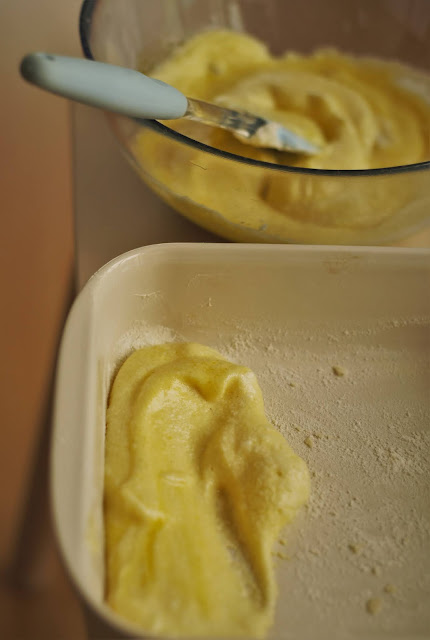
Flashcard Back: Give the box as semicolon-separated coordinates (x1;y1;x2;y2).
20;53;188;120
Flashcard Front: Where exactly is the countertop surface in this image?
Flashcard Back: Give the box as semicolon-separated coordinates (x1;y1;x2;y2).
0;1;85;638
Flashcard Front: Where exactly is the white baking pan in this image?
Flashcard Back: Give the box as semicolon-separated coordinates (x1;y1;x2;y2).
52;244;430;639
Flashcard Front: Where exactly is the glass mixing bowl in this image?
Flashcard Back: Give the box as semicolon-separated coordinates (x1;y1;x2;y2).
79;0;430;245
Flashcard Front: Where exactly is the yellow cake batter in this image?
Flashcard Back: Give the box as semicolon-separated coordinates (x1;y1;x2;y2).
132;30;430;243
104;343;310;637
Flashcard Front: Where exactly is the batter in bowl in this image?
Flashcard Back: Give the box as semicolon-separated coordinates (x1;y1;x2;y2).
132;30;430;243
104;343;310;637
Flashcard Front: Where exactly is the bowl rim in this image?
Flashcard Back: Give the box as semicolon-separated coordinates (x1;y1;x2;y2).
79;0;430;178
